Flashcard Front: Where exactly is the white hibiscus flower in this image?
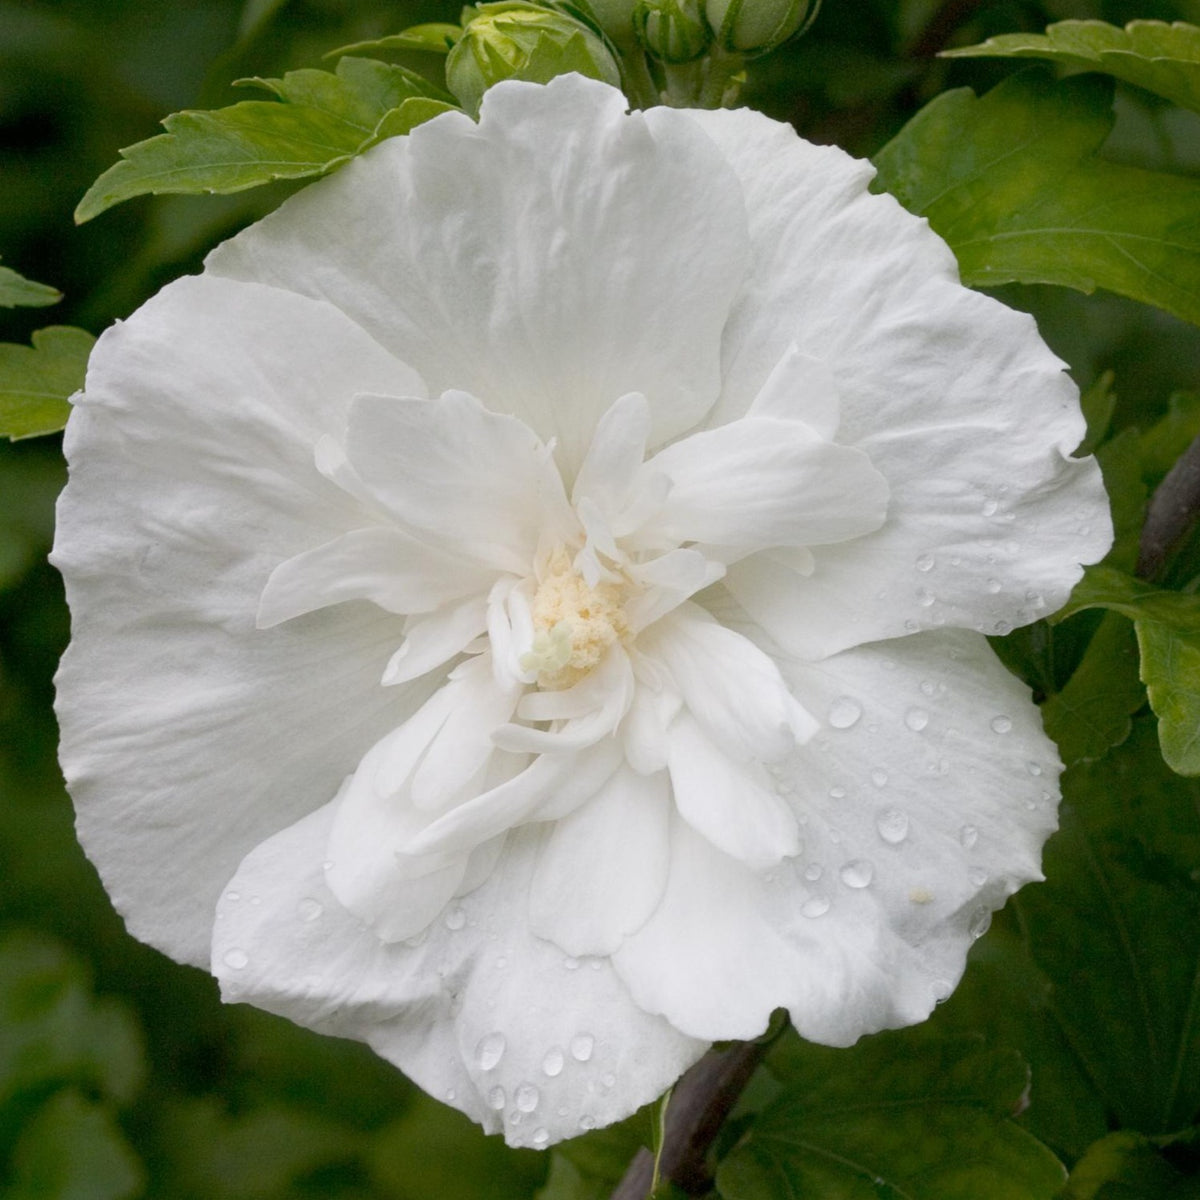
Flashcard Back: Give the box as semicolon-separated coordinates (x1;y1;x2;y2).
53;74;1111;1148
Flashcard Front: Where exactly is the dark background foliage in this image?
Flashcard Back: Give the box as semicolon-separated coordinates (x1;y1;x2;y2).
3;1;1200;1197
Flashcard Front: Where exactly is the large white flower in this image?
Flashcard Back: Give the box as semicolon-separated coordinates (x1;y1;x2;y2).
54;75;1111;1148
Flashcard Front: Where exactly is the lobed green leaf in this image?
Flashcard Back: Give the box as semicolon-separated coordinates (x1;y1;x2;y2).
0;327;94;441
1136;620;1200;774
0;262;61;310
328;24;464;58
1052;564;1200;631
75;57;458;223
942;19;1200;117
716;1037;1066;1200
873;70;1200;327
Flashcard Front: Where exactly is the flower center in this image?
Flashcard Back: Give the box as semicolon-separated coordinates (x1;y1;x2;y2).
519;546;628;690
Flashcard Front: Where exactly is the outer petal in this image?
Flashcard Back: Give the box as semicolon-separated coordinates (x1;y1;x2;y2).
615;627;1059;1046
53;274;432;968
213;805;707;1147
678;106;1110;654
206;75;750;473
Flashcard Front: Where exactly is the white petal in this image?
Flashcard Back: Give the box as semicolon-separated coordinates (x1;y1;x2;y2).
666;713;802;870
381;597;489;686
344;391;572;576
624;549;727;633
257;526;491;627
748;344;840;439
53;274;430;968
621;675;682;775
528;765;671;957
571;392;651;516
213;807;706;1147
208;75;750;474
676;107;1109;650
641;416;888;554
641;605;817;762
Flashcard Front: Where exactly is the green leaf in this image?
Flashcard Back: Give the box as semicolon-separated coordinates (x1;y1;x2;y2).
1017;718;1200;1133
1136;620;1200;774
1077;369;1116;457
942;20;1200;117
7;1089;143;1200
0;262;61;309
872;71;1200;327
716;1037;1066;1200
1052;564;1200;632
1139;392;1200;487
0;931;145;1110
1042;613;1143;765
329;24;464;57
1064;1127;1200;1199
1095;428;1149;573
0;327;93;440
75;57;457;223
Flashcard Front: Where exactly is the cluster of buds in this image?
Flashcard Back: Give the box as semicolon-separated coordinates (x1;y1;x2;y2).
437;0;821;112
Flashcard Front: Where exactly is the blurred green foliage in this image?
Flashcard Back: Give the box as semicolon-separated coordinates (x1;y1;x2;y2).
3;1;1200;1197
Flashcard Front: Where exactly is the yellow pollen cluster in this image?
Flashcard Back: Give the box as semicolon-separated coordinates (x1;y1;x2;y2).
521;547;627;689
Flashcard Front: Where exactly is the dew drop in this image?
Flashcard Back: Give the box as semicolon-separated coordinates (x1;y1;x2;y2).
917;587;936;607
992;620;1013;636
225;890;240;902
876;807;909;844
870;768;889;788
969;866;989;887
905;708;929;732
602;1073;616;1088
1026;761;1043;776
532;1128;550;1148
487;1086;506;1111
579;1115;596;1131
297;897;323;923
828;697;862;729
563;956;580;971
968;907;993;940
986;578;1002;594
804;863;822;881
982;499;999;516
801;895;831;918
516;1083;540;1113
829;785;847;800
904;618;919;632
570;1034;595;1062
839;859;874;889
321;860;334;872
446;1088;456;1101
222;948;249;970
919;679;937;697
990;715;1013;734
444;906;467;931
959;825;979;849
476;1032;507;1071
915;553;935;572
542;1048;565;1078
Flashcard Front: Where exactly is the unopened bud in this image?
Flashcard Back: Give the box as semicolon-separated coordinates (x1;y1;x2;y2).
581;0;640;45
705;0;819;54
446;3;622;115
634;0;710;62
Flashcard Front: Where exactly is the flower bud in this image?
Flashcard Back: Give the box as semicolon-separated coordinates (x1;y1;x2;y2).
446;3;622;115
581;0;640;45
633;0;710;62
705;0;818;55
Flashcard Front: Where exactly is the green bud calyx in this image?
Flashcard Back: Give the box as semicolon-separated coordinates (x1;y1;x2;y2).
634;0;711;62
704;0;819;54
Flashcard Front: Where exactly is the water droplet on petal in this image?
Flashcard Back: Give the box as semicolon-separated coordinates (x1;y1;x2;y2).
579;1115;596;1131
916;553;935;572
222;948;249;970
542;1048;564;1077
990;715;1013;734
602;1073;616;1088
570;1034;594;1062
840;859;874;888
876;807;909;844
982;499;999;516
516;1083;540;1112
225;890;240;902
917;588;935;607
870;769;888;788
446;1088;456;1101
1026;761;1043;776
801;895;831;918
969;866;989;887
563;956;580;970
476;1032;506;1071
829;785;846;799
321;860;334;872
905;708;929;732
968;907;992;940
804;863;822;881
487;1086;506;1111
444;906;466;930
986;578;1002;594
532;1128;550;1147
828;697;862;729
959;825;979;849
297;898;323;922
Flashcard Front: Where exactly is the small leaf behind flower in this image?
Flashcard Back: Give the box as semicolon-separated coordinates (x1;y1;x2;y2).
1136;620;1200;774
75;57;458;223
0;262;61;310
873;70;1200;327
0;327;94;441
715;1037;1066;1200
942;19;1200;117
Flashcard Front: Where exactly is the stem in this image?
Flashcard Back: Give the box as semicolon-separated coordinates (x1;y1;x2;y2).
609;1040;769;1199
1136;430;1200;581
621;46;662;109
